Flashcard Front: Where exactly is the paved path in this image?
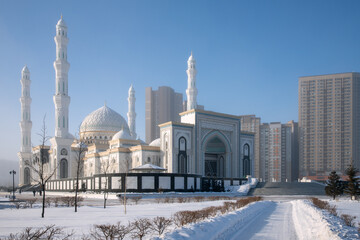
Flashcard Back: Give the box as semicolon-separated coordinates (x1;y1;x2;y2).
229;201;298;240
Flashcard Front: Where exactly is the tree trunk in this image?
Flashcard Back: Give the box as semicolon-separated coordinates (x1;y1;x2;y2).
41;184;45;218
75;177;78;212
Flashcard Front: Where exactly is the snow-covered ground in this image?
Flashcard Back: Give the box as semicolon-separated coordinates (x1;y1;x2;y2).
330;199;360;227
1;193;359;239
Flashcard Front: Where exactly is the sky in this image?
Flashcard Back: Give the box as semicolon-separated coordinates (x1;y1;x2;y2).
1;0;360;173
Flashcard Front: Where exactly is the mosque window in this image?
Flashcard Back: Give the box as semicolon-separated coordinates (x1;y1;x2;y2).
58;30;60;35
63;116;65;128
61;148;68;155
104;136;107;140
147;157;151;163
62;30;64;36
58;117;60;127
63;82;65;93
62;52;64;59
99;136;102;139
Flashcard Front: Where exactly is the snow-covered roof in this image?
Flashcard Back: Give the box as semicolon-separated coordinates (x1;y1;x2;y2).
131;164;166;171
112;129;132;141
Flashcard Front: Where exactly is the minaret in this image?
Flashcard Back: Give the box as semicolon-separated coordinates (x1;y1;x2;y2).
19;66;32;152
186;52;198;111
18;65;32;186
53;15;70;138
127;85;137;139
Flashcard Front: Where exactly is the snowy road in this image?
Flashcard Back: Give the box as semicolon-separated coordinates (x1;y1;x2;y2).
228;201;298;240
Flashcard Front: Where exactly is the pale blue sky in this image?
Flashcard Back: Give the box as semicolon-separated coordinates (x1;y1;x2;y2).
1;0;360;163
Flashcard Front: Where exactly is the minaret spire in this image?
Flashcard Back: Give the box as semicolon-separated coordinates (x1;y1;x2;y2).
186;52;198;111
18;65;33;186
53;15;70;138
127;84;136;139
19;65;32;152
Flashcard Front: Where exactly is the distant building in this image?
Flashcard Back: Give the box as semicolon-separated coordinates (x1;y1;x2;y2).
299;73;360;180
145;86;183;143
240;115;261;178
260;121;298;182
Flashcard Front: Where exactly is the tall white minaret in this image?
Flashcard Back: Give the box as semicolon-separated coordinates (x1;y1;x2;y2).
186;52;198;111
127;85;137;139
18;65;33;186
53;15;70;138
20;66;32;152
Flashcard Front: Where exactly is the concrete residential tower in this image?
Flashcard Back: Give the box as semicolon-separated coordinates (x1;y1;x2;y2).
18;66;32;186
145;86;183;143
299;73;360;180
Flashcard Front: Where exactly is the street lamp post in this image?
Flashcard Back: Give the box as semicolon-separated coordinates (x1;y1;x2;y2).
9;170;16;200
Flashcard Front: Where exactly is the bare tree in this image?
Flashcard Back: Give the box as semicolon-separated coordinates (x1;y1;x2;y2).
73;127;87;212
99;158;111;209
123;156;132;214
25;115;57;218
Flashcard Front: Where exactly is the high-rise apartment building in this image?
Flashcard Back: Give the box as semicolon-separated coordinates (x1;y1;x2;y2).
299;73;360;180
145;86;183;143
259;121;298;182
240;115;261;179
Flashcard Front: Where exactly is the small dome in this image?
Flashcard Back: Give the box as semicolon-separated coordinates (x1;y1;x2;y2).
112;129;132;140
149;138;161;147
80;105;129;133
22;65;29;73
57;16;67;27
188;52;195;62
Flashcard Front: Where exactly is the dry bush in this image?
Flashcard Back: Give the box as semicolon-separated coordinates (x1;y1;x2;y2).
90;222;132;240
12;202;22;209
194;196;204;202
150;216;172;236
53;197;60;207
26;198;37;208
130;196;142;205
172;211;198;227
131;218;151;240
6;225;73;240
45;198;52;208
340;214;357;227
60;197;73;207
223;202;236;212
163;197;172;203
177;197;186;203
155;198;162;204
310;197;338;216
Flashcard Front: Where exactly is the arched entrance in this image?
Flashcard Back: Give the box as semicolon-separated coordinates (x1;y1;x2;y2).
60;158;68;178
24;167;30;185
204;136;226;177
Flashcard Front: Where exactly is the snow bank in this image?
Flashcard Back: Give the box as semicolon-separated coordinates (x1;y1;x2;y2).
292;200;359;240
225;178;258;195
159;201;272;240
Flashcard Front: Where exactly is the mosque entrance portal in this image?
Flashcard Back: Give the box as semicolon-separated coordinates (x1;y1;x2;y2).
204;137;226;177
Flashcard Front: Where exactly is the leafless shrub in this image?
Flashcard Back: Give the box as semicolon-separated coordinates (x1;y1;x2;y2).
150;216;172;236
177;197;186;203
172;211;198;227
131;218;151;240
27;198;37;208
59;196;82;207
163;197;172;203
6;225;73;240
53;197;60;207
130;196;142;205
12;202;22;209
340;214;357;227
90;222;132;240
310;197;338;217
194;196;204;202
155;198;162;204
45;198;52;208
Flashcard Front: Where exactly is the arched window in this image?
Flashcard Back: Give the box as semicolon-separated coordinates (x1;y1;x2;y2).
60;159;68;178
147;157;151;163
63;116;65;128
178;137;187;174
243;144;251;176
24;167;30;185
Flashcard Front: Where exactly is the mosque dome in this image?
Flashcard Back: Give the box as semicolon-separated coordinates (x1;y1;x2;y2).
22;65;29;73
149;138;161;147
80;105;129;133
112;128;132;140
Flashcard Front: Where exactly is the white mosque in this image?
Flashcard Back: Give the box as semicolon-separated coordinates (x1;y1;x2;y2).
18;17;254;192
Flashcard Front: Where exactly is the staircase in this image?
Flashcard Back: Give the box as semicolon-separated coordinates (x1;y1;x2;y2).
249;182;325;196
